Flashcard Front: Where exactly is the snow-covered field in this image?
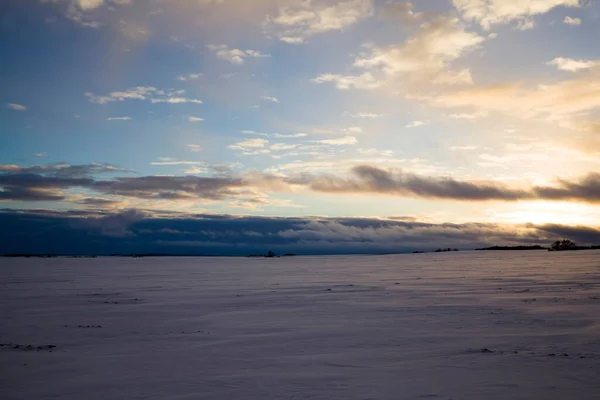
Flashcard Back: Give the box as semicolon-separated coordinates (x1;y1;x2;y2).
1;251;600;400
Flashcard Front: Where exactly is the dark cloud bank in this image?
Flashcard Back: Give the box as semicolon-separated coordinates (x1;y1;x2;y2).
1;209;599;256
1;163;599;203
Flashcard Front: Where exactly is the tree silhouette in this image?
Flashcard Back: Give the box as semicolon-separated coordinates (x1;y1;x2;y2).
550;239;577;251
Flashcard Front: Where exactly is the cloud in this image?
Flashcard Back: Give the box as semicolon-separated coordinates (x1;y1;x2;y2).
75;0;105;10
0;174;92;201
309;165;528;200
264;0;374;44
177;73;203;81
35;153;47;157
107;116;132;121
357;148;394;156
534;174;600;202
452;0;580;30
188;116;205;122
344;126;363;133
312;72;381;90
2;163;599;206
317;136;358;145
186;144;202;152
261;96;279;103
0;163;265;204
307;165;600;204
547;57;598;72
0;163;132;202
86;87;202;104
78;197;127;208
273;133;308;138
91;175;249;201
270;143;298;151
431;70;600;128
447;112;488;119
184;167;209;175
150;161;207;166
228;138;270;154
346;112;388;118
406;120;429;128
151;98;203;104
380;1;425;25
0;162;132;178
563;16;581;25
315;16;484;90
1;209;599;255
207;44;271;65
229;138;269;148
241;130;269;136
7;103;26;111
355;16;483;82
516;18;535;30
41;0;135;28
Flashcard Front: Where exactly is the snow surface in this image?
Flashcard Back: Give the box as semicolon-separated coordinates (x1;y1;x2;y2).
1;251;600;400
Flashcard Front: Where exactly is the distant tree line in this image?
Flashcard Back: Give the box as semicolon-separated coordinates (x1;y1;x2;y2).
477;240;600;252
549;239;600;251
434;248;459;252
476;245;546;251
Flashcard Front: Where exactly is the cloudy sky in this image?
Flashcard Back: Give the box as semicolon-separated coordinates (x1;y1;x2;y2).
1;0;599;254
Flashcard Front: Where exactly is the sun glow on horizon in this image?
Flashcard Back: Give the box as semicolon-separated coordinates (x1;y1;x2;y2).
488;201;600;226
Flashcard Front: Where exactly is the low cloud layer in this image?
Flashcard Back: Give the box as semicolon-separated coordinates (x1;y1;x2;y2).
1;209;598;255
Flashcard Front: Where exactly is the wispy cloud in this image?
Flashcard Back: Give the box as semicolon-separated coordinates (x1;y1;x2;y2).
208;44;271;65
228;138;270;155
86;87;202;105
261;96;279;103
241;131;307;139
264;0;374;44
107;116;132;121
406;120;429;128
547;57;598;72
344;126;363;133
270;143;298;151
312;72;381;90
357;148;394;156
431;72;600;132
447;112;488;119
150;161;207;166
177;73;203;81
273;133;308;138
452;0;579;30
563;16;581;25
346;112;388;118
7;103;26;111
314;15;484;90
229;138;269;149
186;144;202;152
450;145;478;151
188;116;205;122
317;136;358;145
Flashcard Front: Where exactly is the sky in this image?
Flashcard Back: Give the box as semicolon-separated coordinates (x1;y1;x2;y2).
1;0;600;254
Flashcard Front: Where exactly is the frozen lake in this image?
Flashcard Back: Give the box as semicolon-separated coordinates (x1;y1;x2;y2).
2;251;600;399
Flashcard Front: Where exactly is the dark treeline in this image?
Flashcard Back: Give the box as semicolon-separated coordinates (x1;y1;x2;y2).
476;245;547;251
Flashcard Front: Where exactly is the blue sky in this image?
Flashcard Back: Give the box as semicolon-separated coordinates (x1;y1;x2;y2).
1;0;600;248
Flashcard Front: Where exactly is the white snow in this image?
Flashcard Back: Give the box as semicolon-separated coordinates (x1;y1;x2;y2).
1;251;600;399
